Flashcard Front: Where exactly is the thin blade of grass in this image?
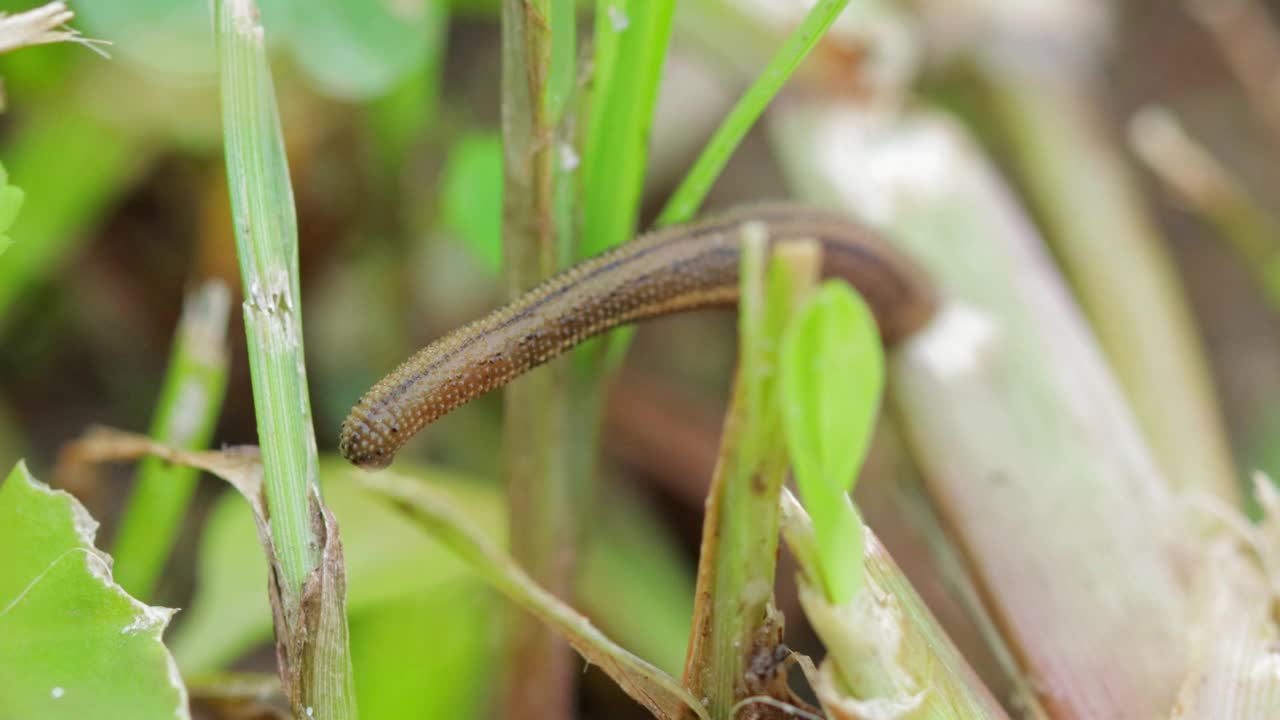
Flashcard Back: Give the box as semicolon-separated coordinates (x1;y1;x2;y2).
657;0;849;226
353;471;709;720
215;1;355;716
111;280;232;600
217;0;318;601
579;0;675;259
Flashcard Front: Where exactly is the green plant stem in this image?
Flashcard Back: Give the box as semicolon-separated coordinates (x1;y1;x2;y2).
657;0;850;225
681;231;818;719
500;2;576;718
217;0;320;609
216;3;356;718
112;280;232;600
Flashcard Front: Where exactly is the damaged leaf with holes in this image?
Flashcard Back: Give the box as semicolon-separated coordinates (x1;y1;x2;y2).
0;462;189;720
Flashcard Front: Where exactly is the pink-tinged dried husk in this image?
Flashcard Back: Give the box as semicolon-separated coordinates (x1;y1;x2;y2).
770;103;1190;719
781;493;1009;720
1172;477;1280;718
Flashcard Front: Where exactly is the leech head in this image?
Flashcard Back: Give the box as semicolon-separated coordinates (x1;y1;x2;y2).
339;410;397;470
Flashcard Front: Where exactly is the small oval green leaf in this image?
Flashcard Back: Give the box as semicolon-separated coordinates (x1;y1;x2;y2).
779;281;884;604
781;281;884;497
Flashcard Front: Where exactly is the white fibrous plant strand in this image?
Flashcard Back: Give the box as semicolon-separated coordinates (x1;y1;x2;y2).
0;2;110;57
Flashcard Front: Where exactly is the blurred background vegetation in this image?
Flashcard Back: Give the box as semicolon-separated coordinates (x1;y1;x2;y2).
4;0;1280;717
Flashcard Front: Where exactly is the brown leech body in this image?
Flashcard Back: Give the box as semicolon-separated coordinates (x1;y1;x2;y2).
340;204;936;469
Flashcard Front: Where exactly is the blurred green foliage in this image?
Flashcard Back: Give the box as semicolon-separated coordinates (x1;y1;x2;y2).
74;0;448;99
440;132;504;274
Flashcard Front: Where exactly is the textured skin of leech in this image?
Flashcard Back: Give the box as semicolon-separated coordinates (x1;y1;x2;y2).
339;205;936;468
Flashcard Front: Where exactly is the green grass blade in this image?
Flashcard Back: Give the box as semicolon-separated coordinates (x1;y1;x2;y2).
216;3;356;717
658;0;850;225
216;0;320;603
112;281;232;601
354;470;709;720
544;0;576;126
580;0;675;259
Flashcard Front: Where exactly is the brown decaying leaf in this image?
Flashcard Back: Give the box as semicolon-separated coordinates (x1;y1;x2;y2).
55;426;354;716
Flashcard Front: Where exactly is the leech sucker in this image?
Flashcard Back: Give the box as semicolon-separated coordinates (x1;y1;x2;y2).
339;204;936;469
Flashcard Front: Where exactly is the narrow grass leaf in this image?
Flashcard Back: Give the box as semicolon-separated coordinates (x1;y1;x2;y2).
354;471;709;720
112;281;232;600
580;0;676;258
658;0;850;224
217;0;320;606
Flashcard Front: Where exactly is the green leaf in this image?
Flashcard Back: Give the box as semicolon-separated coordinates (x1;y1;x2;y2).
782;282;884;495
779;282;884;604
0;162;22;257
0;462;188;720
440;132;504;274
658;0;851;224
170;460;501;674
579;0;675;259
